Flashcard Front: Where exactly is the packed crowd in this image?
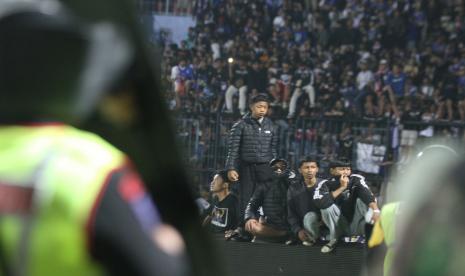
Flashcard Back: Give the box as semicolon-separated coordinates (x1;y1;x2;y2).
161;0;465;123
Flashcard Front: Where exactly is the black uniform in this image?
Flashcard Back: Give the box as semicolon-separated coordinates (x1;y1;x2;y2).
225;113;278;224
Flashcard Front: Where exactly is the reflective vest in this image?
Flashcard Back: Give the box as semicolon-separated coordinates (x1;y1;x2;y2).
0;125;125;275
380;202;400;276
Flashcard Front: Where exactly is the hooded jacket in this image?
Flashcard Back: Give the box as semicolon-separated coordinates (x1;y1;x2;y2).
244;168;294;231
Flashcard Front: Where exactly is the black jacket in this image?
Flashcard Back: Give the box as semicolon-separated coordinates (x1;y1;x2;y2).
313;174;375;222
287;177;323;236
225;114;278;170
244;171;294;231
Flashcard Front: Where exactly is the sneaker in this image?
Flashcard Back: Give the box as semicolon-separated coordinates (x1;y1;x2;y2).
302;240;315;246
285;239;297;245
321;239;338;253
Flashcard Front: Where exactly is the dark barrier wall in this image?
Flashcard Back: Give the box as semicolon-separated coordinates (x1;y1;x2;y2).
214;237;365;276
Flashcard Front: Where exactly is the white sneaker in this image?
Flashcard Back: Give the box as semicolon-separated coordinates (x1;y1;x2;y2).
302;240;314;246
321;239;337;253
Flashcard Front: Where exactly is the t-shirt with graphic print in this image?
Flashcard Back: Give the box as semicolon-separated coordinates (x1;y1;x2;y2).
208;193;238;233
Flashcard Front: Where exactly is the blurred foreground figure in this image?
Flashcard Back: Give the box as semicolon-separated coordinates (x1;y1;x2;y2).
368;144;461;276
0;1;188;275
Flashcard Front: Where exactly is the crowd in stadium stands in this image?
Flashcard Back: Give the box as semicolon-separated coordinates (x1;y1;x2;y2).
161;0;465;123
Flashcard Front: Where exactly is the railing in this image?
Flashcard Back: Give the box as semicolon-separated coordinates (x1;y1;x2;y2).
144;0;194;16
175;111;465;194
174;113;405;193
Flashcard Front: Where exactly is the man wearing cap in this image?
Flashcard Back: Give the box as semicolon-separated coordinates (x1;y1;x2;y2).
243;158;293;243
225;93;278;240
313;160;380;253
203;171;238;234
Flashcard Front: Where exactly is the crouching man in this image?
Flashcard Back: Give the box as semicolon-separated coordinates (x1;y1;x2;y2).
313;160;380;253
244;158;293;243
287;157;325;246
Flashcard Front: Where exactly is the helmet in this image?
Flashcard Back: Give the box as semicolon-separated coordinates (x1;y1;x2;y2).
0;0;132;122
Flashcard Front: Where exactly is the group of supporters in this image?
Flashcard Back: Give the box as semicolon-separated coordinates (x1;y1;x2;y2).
200;94;380;253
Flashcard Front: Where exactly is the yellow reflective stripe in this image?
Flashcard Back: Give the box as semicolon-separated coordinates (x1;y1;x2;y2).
368;220;385;248
380;202;399;247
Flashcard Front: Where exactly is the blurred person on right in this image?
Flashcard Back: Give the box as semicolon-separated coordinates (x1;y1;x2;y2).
367;144;461;276
313;160;380;253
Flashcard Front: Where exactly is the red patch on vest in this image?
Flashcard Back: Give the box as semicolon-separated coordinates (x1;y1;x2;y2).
118;172;145;202
0;183;34;214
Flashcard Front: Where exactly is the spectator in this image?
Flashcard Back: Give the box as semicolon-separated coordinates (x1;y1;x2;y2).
313;160;380;253
436;72;457;121
287;157;325;246
356;60;375;92
170;57;194;107
247;60;268;95
386;63;407;97
225;57;249;115
244;158;293;243
288;60;316;118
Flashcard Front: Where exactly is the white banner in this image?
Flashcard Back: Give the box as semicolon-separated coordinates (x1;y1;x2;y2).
356;142;386;174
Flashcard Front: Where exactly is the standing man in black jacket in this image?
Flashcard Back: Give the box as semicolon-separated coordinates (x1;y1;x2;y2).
313;160;380;253
225;93;278;238
287;157;324;246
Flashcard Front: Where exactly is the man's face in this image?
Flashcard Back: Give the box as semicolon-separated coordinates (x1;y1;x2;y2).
330;167;351;177
272;161;287;175
210;174;226;193
299;162;319;180
250;101;269;119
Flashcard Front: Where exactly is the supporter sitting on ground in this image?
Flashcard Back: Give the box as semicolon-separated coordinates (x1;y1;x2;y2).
244;158;293;243
313;160;380;253
203;170;239;235
287;157;325;246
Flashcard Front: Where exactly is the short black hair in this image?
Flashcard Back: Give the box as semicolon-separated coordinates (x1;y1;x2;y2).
329;159;351;168
298;156;319;168
250;93;270;105
216;170;229;183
